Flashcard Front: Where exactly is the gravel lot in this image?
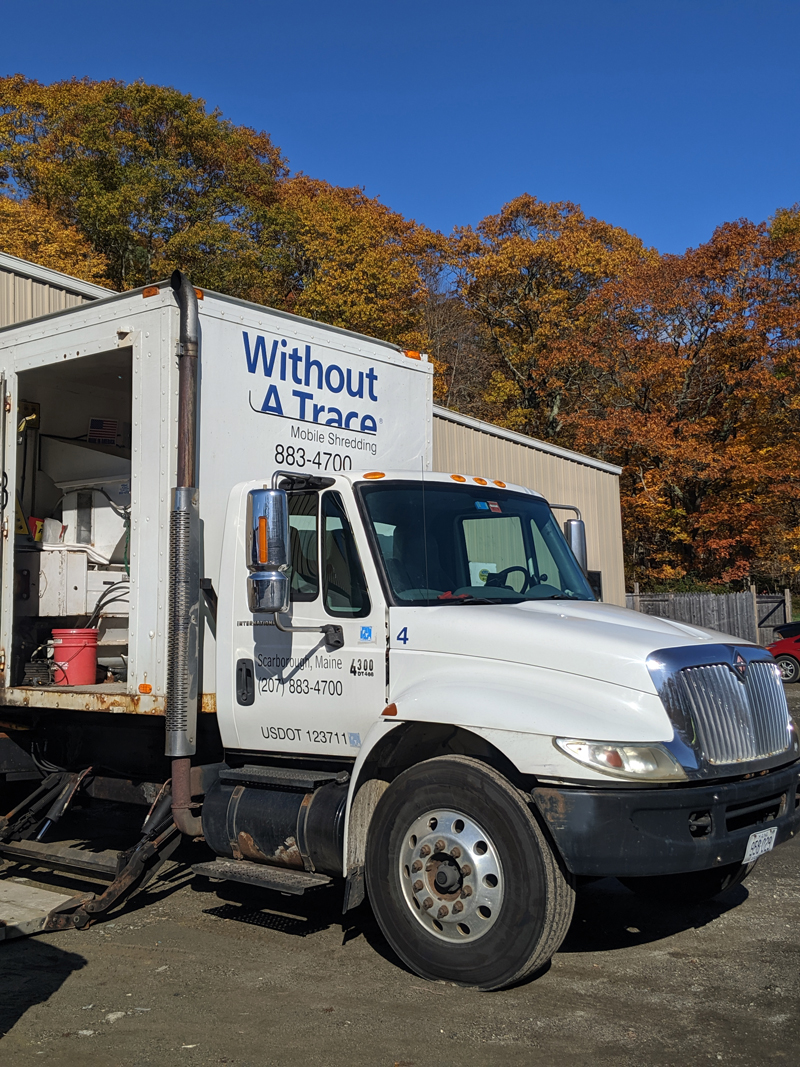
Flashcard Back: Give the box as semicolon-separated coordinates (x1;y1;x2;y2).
2;689;799;1067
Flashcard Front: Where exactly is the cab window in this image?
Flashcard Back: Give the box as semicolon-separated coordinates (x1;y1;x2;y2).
322;492;370;618
288;491;318;602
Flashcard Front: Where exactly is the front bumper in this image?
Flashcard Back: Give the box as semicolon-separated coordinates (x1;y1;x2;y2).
532;761;800;878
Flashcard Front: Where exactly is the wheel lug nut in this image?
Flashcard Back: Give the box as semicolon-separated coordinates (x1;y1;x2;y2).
461;864;472;876
453;900;464;914
434;839;446;853
423;897;434;910
413;880;423;892
461;885;473;898
411;860;422;873
450;846;461;859
419;844;431;857
437;905;449;918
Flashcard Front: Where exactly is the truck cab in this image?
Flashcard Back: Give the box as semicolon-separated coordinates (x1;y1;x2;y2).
207;468;800;990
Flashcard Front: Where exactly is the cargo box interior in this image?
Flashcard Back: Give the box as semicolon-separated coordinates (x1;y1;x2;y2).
11;348;133;690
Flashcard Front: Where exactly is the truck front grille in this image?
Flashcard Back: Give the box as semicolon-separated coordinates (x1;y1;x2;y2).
669;661;790;765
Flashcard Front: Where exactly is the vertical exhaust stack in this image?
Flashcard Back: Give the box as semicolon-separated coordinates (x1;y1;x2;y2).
166;271;202;836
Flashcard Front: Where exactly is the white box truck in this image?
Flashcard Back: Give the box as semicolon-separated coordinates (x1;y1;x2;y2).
0;274;797;990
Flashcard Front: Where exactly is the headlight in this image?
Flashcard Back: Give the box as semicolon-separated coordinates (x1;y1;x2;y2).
554;738;687;781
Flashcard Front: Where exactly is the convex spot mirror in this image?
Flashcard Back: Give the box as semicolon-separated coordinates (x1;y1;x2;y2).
247;487;290;614
563;518;587;575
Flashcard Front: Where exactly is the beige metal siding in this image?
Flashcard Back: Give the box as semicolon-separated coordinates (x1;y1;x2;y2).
433;414;626;606
0;267;93;328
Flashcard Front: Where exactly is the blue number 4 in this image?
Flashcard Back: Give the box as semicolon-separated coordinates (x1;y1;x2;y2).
396;626;409;645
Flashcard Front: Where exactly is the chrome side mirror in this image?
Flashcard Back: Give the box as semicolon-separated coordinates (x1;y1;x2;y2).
246;487;290;613
563;518;588;575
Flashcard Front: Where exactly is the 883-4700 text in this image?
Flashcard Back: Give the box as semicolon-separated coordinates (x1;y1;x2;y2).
275;445;352;471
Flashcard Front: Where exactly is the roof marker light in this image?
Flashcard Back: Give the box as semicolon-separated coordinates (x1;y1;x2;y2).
473;477;488;485
403;350;421;360
493;480;507;488
142;286;159;298
451;474;466;482
363;472;385;479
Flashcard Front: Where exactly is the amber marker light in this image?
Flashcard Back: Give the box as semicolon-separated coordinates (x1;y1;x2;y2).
403;350;421;360
473;477;488;485
451;474;466;482
138;683;152;694
382;703;398;716
142;286;159;298
194;288;204;300
493;480;507;488
258;515;268;564
363;472;385;479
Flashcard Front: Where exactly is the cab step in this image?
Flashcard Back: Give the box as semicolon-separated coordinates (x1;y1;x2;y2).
0;881;81;940
0;839;119;879
192;859;332;895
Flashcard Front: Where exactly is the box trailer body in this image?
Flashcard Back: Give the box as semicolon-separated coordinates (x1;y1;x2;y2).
0;278;798;991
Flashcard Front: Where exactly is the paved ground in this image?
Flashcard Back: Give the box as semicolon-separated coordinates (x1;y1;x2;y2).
2;690;799;1067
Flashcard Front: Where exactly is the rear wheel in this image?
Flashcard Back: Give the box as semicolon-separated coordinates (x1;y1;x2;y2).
620;861;755;904
365;756;575;990
775;654;800;684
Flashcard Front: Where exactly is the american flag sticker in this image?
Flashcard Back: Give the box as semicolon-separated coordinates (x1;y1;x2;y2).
87;418;118;444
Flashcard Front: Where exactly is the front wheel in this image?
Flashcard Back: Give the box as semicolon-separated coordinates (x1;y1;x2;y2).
365;756;575;990
775;654;800;684
620;861;755;904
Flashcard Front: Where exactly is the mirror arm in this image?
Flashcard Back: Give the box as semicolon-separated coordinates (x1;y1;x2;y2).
273;613;345;651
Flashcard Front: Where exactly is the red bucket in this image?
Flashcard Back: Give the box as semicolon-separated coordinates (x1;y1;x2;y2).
52;628;98;686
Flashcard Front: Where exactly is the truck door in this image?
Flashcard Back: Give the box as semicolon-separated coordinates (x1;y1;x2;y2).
236;487;385;758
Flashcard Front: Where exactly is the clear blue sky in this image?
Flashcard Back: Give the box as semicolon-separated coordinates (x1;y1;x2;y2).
2;1;797;253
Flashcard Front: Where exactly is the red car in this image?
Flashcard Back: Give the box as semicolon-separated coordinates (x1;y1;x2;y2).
768;624;800;684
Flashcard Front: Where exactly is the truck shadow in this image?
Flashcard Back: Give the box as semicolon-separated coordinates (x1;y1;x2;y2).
0;937;87;1040
191;870;750;976
559;876;748;954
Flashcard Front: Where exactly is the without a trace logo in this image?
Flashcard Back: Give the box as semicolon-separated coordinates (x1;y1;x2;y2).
243;332;379;435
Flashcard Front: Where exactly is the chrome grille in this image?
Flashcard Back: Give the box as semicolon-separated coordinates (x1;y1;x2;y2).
672;661;790;764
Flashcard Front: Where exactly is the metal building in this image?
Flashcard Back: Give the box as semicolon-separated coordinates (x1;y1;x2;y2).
0;254;626;605
0;252;110;326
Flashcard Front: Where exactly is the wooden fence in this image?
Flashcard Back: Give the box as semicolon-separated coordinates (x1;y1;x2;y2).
625;588;793;646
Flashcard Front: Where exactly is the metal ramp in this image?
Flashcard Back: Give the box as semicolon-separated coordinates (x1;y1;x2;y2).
0;880;79;940
0;769;180;939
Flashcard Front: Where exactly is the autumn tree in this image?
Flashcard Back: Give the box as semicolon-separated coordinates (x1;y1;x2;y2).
0;195;109;284
451;194;652;438
254;175;443;355
565;218;800;588
0;75;284;290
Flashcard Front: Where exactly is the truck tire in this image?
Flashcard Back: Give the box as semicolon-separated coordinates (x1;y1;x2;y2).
775;654;800;684
620;861;755;904
365;755;575;991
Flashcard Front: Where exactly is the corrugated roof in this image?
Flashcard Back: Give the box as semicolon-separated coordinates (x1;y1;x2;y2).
433;405;622;475
0;251;112;299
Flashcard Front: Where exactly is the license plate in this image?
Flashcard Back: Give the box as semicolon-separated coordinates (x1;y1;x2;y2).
743;826;778;863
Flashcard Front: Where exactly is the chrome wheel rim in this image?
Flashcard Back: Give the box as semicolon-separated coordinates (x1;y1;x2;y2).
778;658;796;682
398;808;504;943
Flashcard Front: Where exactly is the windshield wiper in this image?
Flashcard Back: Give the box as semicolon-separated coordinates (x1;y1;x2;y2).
543;593;582;600
435;592;505;605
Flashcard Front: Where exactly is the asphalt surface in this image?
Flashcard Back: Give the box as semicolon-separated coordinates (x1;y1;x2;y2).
2;690;799;1067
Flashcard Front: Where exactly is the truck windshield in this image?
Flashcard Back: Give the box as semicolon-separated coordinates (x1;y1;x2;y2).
358;480;595;605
